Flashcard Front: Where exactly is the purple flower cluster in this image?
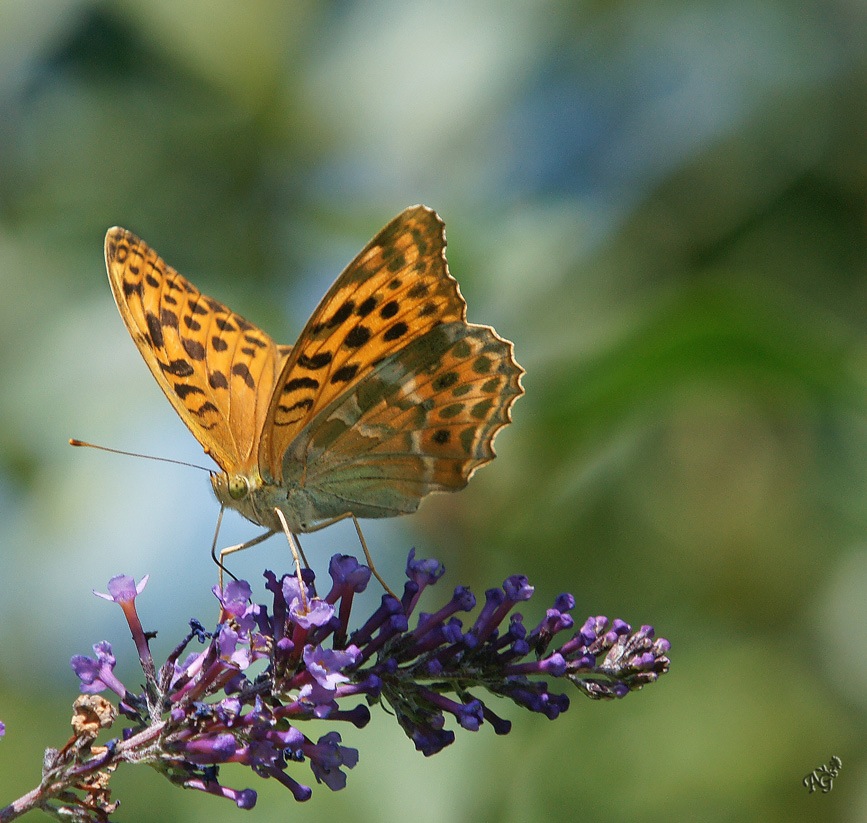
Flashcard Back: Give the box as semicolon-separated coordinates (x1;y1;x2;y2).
64;550;670;813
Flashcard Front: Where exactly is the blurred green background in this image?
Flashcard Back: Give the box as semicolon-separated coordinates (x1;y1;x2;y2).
0;1;864;820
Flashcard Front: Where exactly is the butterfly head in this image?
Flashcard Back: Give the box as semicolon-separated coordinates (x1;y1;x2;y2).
211;471;265;527
211;471;250;500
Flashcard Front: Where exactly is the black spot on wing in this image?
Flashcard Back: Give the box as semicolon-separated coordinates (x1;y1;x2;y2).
383;321;408;341
232;363;255;389
194;401;219;419
344;325;371;348
160;358;194;378
298;352;333;370
183;337;205;361
330;300;355;326
331;364;359;384
174;383;204;400
209;371;228;389
419;301;437;317
278;398;314;415
283;377;319;392
146;312;164;348
433;371;458;391
380;301;399;319
356;296;377;317
471;399;493;419
244;334;267;349
472;356;492;374
440;403;464;419
122;279;143;298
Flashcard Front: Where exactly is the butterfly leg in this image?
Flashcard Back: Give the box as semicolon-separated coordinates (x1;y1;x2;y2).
305;513;397;599
210;506;276;589
273;508;310;611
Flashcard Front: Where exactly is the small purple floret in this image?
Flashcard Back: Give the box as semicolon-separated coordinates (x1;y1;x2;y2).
554;593;575;611
303;644;360;691
307;732;358;790
93;574;148;603
406;548;445;586
328;554;371;592
71;641;126;698
503;575;534;602
290;597;335;629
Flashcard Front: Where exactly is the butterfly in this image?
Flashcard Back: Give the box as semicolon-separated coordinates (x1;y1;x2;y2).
104;205;523;560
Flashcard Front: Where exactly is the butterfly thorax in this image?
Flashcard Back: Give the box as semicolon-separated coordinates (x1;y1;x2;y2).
210;469;320;534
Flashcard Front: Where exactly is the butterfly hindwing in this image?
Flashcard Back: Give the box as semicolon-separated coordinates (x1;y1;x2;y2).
258;205;467;480
105;227;287;472
280;321;523;520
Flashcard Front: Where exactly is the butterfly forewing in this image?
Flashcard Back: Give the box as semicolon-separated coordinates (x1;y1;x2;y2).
259;205;467;480
105;227;286;472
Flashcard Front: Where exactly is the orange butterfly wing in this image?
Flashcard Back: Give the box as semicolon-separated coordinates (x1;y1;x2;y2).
258;205;467;479
104;227;289;474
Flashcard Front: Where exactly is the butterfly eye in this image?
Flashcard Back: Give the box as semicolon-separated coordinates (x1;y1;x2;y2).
228;476;249;500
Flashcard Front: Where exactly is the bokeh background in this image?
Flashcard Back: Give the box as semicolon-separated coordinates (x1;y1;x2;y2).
0;1;865;821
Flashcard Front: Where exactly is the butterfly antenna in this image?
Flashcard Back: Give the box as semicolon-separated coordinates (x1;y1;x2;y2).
69;438;213;473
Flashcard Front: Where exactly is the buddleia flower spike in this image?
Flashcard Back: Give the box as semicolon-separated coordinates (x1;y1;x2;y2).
0;551;670;819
